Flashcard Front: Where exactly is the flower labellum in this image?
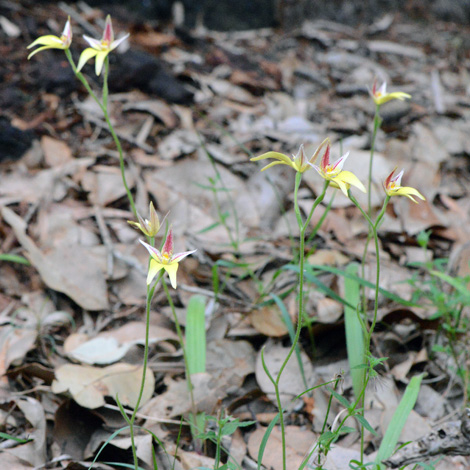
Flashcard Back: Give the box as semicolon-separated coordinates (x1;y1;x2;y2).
250;138;330;173
140;229;196;288
27;17;72;59
384;168;425;203
76;15;129;76
370;79;411;106
308;144;366;196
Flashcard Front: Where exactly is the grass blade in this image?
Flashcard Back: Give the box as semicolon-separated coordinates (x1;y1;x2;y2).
375;373;424;468
343;263;365;399
186;295;207;376
270;293;307;390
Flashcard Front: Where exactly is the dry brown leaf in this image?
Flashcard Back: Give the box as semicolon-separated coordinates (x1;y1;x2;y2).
250;306;288;337
0;325;37;376
141;373;223;420
2;206;109;311
255;339;316;408
5;397;46;467
64;321;177;365
41;135;73;167
51;363;154;409
206;339;255;390
178;448;216;470
248;425;316;470
123;100;178;128
81;166;135;206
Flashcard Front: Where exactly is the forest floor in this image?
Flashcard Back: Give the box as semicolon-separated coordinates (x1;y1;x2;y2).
1;1;470;469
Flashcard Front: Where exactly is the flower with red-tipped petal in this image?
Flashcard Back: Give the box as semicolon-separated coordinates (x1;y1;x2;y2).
308;145;366;196
140;229;196;288
76;15;129;76
384;168;425;203
27;17;72;59
370;79;411;106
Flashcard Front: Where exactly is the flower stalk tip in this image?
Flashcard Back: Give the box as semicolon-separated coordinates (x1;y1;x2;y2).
27;17;72;59
384;168;425;203
76;15;129;76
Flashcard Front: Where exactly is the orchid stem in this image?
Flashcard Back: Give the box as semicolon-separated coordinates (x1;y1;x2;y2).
127;267;161;470
367;104;382;217
273;175;329;470
65;50;137;219
161;280;199;437
348;192;389;464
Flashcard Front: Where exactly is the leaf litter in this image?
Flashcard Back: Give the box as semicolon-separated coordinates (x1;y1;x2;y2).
1;2;470;468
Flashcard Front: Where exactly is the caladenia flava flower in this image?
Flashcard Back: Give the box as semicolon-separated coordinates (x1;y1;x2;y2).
27;17;72;59
76;15;129;76
369;79;411;106
128;202;166;238
384;168;425;203
140;229;196;289
308;145;366;197
250;138;330;173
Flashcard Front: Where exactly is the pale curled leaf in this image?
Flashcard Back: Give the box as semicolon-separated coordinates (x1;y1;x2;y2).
52;363;155;409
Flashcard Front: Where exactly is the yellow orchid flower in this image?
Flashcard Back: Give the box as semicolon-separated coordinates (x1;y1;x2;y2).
250;138;330;173
27;17;72;59
140;229;196;288
384;168;425;203
370;79;411;106
76;15;129;76
308;145;366;196
128;202;167;238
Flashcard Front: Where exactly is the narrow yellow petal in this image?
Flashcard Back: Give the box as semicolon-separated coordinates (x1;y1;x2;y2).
147;259;164;285
337;171;366;193
164;262;179;289
27;35;62;49
260;161;289;172
76;48;99;73
251;151;292;165
27;45;54;59
394;186;425;202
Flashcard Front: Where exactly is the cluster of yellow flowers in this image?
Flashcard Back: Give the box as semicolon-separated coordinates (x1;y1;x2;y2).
251;80;423;203
27;16;129;76
27;17;424;290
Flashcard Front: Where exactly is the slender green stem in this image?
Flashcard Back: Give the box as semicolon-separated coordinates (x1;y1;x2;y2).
127;270;161;470
306;188;336;251
161;281;198;426
272;176;329;470
64;49;137;219
349;193;389;464
367;105;382;217
102;57;109;110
